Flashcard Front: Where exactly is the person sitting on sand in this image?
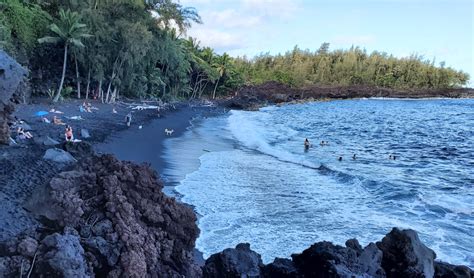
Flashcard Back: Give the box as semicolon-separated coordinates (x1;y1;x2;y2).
65;125;74;142
304;138;311;150
53;116;66;125
125;112;132;127
17;127;33;139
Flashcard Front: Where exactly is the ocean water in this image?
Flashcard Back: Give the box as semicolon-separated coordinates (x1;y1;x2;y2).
162;99;474;267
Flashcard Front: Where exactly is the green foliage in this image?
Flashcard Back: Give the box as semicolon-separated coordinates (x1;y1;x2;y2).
0;0;50;57
236;44;469;89
2;1;469;103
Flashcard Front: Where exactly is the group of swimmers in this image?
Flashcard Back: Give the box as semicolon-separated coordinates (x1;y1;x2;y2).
304;138;398;161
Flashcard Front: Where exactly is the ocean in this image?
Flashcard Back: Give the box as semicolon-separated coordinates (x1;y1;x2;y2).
162;98;474;267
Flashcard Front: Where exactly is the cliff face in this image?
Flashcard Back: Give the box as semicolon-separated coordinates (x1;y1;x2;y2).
0;50;27;144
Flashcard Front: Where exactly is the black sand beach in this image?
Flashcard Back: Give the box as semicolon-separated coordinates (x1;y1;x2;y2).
0;98;221;241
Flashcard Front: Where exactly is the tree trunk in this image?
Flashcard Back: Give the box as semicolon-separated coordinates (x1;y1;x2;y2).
74;53;81;99
53;44;68;102
98;79;103;102
85;69;91;100
105;79;112;103
212;76;221;99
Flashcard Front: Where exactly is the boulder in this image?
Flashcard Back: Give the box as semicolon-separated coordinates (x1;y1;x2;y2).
80;128;90;139
203;243;263;278
291;239;385;278
35;136;60;146
43;148;77;163
36;228;92;277
261;258;298;278
17;237;38;257
376;228;436;278
434;261;473;278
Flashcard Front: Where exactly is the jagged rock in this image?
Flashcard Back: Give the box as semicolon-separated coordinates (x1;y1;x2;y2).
17;237;38;257
434;261;473;278
43;148;77;163
203;243;263;278
61;141;94;160
376;228;436;278
291;239;385;278
81;128;91;139
261;258;298;278
29;154;200;277
36;228;92;277
0;50;27;145
35;136;60;146
83;236;121;267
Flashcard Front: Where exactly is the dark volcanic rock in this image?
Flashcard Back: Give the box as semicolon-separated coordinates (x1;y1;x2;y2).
376;228;436;278
203;243;264;278
434;261;474;278
28;154;200;277
0;50;27;145
224;81;474;110
261;258;299;278
291;239;385;278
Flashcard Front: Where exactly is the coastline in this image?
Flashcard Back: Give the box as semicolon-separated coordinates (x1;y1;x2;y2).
0;97;473;277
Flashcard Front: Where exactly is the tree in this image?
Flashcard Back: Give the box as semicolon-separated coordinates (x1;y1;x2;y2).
212;53;231;99
38;9;91;102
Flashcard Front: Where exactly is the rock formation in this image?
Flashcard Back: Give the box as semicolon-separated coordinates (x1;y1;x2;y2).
224;81;474;110
20;154;200;277
0;50;27;144
203;228;473;278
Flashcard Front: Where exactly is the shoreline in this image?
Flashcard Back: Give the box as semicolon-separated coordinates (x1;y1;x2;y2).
0;98;473;276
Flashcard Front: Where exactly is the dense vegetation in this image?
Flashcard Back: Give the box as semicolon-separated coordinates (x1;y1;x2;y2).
0;0;470;102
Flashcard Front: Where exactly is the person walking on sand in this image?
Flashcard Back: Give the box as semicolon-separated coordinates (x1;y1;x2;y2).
125;112;132;127
65;125;74;142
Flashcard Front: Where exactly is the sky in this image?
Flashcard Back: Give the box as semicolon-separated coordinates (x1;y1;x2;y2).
180;0;474;85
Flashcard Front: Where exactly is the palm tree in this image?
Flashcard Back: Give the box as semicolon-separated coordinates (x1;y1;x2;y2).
38;9;91;102
212;53;231;99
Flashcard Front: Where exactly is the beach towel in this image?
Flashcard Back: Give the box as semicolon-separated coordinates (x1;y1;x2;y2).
35;111;49;117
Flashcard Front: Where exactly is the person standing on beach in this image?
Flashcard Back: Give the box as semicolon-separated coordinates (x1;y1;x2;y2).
65;125;74;142
125;112;132;127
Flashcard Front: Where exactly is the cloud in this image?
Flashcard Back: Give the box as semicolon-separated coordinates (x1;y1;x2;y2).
331;35;376;45
187;27;246;52
203;9;261;28
241;0;300;18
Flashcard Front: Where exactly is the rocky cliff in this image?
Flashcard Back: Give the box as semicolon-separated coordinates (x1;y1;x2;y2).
0;50;27;144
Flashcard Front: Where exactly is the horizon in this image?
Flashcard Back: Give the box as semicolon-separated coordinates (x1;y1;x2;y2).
181;0;474;86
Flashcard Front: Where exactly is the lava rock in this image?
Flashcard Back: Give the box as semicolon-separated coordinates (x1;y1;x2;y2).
43;148;77;163
376;228;436;278
261;258;299;278
434;261;473;278
17;237;38;257
203;243;264;278
36;228;92;277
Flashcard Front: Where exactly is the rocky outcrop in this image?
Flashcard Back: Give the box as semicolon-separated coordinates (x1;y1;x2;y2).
0;50;27;144
204;228;472;278
203;243;264;278
376;228;436;277
23;154;200;277
223;81;474;110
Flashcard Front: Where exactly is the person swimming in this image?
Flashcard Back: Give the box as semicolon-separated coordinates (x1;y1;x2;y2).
304;138;311;150
338;156;343;161
352;154;357;160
